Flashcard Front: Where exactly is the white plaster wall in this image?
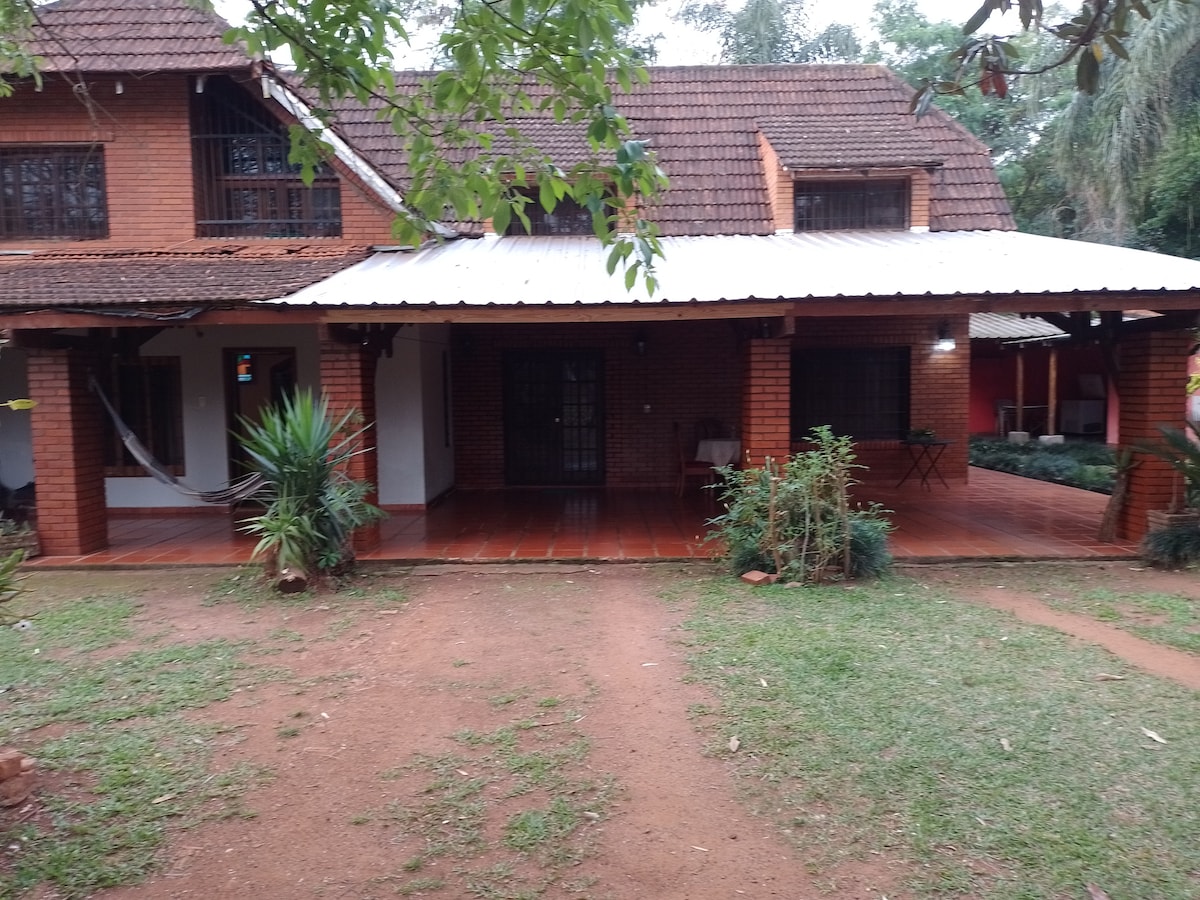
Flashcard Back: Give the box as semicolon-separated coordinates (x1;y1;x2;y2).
106;324;320;508
0;346;34;491
1;321;450;510
374;323;454;505
420;325;455;500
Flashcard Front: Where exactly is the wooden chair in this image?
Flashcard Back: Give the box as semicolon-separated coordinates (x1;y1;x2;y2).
675;421;715;496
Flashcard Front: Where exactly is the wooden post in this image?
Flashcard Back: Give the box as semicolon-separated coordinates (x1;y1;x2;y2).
1047;346;1058;434
1015;349;1025;432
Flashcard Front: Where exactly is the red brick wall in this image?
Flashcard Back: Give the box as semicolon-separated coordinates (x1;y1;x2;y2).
0;74;395;250
1117;329;1192;541
451;315;970;489
452;321;743;488
790;314;970;484
742;338;791;465
318;328;381;551
26;348;108;555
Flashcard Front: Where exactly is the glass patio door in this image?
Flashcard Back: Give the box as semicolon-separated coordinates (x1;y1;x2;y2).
502;351;604;486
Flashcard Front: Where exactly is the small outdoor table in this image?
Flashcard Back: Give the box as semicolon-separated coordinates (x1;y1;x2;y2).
897;439;952;489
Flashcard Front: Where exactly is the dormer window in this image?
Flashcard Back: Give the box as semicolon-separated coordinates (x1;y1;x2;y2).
505;192;595;236
794;179;909;232
191;76;341;238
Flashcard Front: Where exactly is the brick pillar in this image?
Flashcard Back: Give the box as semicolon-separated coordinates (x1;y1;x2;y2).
741;338;792;467
26;346;108;555
318;327;381;552
1117;329;1193;541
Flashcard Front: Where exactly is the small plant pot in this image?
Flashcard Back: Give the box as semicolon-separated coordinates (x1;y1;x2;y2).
1146;509;1200;532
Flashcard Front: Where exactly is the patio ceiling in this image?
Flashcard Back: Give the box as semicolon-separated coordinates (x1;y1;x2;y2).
272;230;1200;314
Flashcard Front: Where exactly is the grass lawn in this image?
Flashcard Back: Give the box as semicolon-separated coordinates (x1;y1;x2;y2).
682;574;1199;899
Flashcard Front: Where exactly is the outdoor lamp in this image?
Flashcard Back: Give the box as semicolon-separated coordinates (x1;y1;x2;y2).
935;321;956;352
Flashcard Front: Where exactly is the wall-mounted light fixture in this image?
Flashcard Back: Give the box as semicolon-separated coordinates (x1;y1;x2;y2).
934;321;956;352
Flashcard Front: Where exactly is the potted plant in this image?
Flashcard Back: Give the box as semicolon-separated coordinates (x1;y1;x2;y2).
1143;422;1200;531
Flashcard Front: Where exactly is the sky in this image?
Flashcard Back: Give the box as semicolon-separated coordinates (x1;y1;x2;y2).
639;0;979;65
214;0;990;68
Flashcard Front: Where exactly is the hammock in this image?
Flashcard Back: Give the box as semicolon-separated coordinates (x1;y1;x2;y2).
89;375;269;505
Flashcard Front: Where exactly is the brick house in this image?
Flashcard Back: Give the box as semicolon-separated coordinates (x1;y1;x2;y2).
3;0;1200;558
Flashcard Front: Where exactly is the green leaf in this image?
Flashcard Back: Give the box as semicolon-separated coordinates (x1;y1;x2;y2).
1103;34;1130;61
963;1;994;35
1076;50;1100;93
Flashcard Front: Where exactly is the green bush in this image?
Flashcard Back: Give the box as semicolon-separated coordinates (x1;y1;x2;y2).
1141;523;1200;568
969;437;1115;493
709;426;893;584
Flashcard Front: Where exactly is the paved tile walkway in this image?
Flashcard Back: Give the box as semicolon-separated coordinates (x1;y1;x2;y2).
24;468;1136;569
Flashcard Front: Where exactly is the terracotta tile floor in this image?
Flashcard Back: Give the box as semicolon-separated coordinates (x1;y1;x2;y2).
25;468;1136;569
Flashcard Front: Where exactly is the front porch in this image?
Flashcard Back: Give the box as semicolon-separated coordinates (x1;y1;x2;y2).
22;468;1137;569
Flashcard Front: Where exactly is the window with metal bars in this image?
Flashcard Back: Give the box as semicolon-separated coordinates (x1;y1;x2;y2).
0;146;109;239
504;191;596;235
793;179;909;231
191;76;341;238
791;347;910;441
101;357;185;477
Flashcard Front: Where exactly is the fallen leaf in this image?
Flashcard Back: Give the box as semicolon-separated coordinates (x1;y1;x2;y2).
759;678;768;687
1000;738;1012;752
641;662;658;667
151;794;176;804
729;736;741;752
691;846;710;852
1141;727;1167;744
1086;884;1112;900
456;769;470;777
1096;673;1127;681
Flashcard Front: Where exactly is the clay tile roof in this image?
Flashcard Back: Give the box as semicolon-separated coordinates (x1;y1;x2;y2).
329;64;1013;235
0;243;370;308
756;114;941;169
14;0;249;74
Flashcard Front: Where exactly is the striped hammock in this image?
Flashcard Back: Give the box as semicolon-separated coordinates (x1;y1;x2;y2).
89;375;269;505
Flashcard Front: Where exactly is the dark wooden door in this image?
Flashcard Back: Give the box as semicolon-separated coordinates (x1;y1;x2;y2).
224;347;297;476
503;351;604;485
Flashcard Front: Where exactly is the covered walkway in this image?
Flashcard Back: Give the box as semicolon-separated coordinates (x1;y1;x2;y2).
23;468;1136;569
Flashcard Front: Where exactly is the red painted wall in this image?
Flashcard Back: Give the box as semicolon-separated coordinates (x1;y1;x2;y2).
969;343;1108;436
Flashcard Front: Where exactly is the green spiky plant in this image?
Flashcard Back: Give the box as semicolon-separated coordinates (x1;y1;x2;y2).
0;548;29;626
237;388;385;583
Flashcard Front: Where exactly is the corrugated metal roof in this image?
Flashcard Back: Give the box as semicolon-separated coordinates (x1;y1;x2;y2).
970;313;1066;340
272;230;1200;308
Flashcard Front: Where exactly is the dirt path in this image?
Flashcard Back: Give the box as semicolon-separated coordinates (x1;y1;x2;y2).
96;565;891;900
911;562;1200;690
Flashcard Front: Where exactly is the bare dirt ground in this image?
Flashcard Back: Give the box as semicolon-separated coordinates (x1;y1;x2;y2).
12;560;1200;900
92;564;895;900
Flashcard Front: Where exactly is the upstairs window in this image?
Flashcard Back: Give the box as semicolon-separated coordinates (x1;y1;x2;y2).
794;179;909;231
0;146;109;239
191;77;341;238
505;192;595;236
792;347;910;441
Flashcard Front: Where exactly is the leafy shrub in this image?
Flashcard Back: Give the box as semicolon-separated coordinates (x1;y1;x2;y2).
1141;524;1200;568
969;437;1115;494
709;426;893;584
1022;454;1082;484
